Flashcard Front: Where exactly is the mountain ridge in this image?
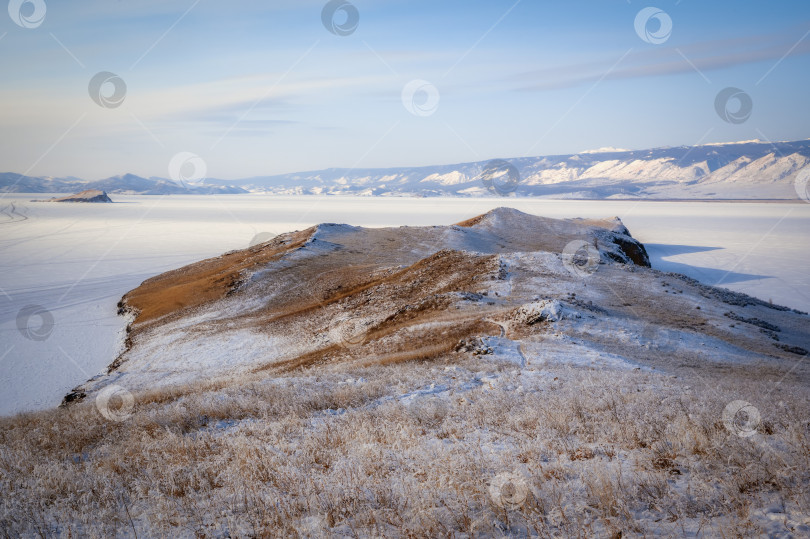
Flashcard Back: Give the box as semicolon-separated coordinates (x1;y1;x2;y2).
2;138;809;199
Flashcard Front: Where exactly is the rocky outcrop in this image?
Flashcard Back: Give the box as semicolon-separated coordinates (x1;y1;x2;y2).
44;189;113;203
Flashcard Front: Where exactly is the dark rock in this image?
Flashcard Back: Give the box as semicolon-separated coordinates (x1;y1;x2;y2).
44;189;113;203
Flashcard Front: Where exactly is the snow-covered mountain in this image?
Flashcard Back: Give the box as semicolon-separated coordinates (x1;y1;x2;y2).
213;139;810;199
3;139;809;198
0;173;247;195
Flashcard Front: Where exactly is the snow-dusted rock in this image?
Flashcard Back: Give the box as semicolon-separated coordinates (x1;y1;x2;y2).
42;189;113;203
514;300;578;325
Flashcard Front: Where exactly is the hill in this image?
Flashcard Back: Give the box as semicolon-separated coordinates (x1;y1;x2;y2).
1;208;808;536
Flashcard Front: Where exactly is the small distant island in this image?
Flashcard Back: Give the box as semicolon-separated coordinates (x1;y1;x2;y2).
35;189;113;203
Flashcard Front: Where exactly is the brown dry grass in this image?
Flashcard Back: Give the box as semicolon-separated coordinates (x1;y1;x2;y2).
123;228;313;329
1;353;808;538
20;211;807;536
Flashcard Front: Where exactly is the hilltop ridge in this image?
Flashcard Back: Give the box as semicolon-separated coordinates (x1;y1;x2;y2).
4;139;810;199
66;207;805;400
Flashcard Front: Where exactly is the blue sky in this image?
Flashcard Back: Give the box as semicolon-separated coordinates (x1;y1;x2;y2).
1;0;810;179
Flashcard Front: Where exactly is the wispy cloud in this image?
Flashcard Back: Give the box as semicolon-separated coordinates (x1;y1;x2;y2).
514;30;810;91
133;74;389;121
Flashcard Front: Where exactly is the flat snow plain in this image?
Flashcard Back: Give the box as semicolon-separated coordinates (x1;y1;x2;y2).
1;194;808;416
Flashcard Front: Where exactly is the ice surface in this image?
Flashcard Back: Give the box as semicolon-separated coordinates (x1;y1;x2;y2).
0;194;808;415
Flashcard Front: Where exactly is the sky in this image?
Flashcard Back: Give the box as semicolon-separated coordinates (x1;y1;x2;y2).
1;0;810;180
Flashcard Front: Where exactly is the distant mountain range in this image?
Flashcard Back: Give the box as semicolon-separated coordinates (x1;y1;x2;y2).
0;173;248;195
3;139;809;199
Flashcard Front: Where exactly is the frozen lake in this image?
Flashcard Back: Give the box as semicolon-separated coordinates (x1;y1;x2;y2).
1;194;809;416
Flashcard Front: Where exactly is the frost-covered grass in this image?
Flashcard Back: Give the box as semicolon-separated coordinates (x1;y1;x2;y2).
1;355;808;537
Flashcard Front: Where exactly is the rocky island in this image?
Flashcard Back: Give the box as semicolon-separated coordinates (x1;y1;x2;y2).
38;189;113;203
